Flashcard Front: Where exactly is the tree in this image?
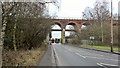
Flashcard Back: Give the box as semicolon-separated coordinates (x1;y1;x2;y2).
80;0;111;45
2;1;61;50
0;2;2;47
82;7;95;20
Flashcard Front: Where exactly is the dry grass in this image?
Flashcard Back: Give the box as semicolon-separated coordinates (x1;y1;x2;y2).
2;46;47;66
0;46;2;67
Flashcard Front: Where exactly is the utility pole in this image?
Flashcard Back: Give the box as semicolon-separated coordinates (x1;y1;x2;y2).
101;6;104;44
110;0;113;52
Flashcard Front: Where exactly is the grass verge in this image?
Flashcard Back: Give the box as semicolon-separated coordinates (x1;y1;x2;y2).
80;44;120;53
2;46;47;66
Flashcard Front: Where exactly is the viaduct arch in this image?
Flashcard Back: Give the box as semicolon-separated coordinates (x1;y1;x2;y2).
50;18;90;44
50;19;118;44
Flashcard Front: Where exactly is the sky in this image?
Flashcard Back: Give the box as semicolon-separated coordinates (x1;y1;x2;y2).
51;25;74;38
49;0;120;19
49;0;120;38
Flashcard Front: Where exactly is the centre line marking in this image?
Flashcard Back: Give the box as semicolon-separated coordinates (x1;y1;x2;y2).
97;63;107;68
63;47;73;52
76;53;86;58
85;56;119;61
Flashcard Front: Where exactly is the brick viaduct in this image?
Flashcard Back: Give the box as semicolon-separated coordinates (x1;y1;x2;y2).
51;18;91;31
50;18;92;44
50;18;118;43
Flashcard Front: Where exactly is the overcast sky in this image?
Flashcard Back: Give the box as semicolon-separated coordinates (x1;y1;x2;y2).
49;0;120;19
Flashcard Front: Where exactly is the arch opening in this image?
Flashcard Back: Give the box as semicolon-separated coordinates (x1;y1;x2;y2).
51;24;61;29
51;22;62;29
65;23;76;38
50;23;62;43
65;23;77;30
81;24;87;29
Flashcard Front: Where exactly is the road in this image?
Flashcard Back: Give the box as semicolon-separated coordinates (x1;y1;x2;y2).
52;43;119;68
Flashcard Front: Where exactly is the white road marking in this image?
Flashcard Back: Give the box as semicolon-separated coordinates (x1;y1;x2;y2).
66;46;104;57
76;50;104;57
100;63;118;66
85;56;119;61
97;63;107;68
52;46;61;66
64;45;119;62
76;53;86;58
67;49;73;52
51;46;56;66
63;46;73;53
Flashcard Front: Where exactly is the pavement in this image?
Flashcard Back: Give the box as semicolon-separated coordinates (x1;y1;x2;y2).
38;45;54;66
39;43;120;68
38;45;57;67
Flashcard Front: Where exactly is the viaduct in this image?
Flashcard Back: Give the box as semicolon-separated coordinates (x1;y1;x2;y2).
50;18;118;44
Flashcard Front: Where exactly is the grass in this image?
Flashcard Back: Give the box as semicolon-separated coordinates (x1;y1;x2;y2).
2;46;47;66
0;46;2;67
80;44;119;53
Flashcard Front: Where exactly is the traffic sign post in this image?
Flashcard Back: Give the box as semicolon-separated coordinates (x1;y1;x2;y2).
90;36;94;46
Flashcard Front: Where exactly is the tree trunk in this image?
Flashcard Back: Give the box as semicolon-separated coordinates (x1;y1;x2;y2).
13;23;17;51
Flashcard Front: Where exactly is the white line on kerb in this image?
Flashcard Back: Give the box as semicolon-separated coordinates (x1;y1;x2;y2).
51;46;56;66
76;53;86;58
53;46;60;65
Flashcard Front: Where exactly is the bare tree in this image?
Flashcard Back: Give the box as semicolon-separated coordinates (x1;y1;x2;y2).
2;1;61;50
82;7;95;20
81;0;111;45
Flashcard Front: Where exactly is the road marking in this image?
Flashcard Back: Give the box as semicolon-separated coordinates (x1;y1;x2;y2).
76;50;104;57
100;63;118;66
67;49;73;52
52;46;61;65
51;46;56;66
63;46;73;53
97;63;107;68
76;53;86;58
64;45;119;62
85;56;119;61
67;46;105;57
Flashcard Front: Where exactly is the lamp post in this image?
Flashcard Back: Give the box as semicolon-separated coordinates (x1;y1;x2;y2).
110;0;113;52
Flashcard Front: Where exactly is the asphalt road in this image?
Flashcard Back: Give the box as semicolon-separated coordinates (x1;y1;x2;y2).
52;43;119;68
